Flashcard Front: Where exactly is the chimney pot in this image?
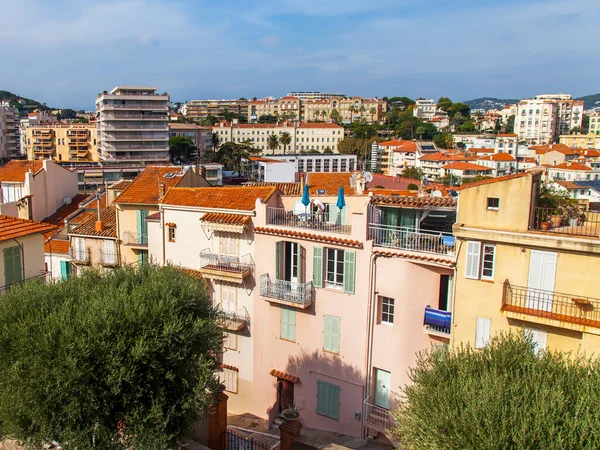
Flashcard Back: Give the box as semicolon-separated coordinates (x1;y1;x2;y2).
158;181;166;199
95;221;105;232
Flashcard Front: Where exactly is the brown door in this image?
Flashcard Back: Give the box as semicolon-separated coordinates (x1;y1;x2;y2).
278;379;295;412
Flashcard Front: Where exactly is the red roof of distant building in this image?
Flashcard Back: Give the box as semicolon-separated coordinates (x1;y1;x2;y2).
478;153;516;162
441;162;492;171
378;140;418;152
550;162;593;171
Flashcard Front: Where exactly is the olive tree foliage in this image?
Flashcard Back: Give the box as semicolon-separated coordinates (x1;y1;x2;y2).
391;332;600;450
0;265;224;449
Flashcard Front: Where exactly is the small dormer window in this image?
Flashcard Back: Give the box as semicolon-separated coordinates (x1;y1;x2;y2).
487;197;500;210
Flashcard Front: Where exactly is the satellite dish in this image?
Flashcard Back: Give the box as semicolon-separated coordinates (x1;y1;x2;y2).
432;190;442;198
363;171;373;183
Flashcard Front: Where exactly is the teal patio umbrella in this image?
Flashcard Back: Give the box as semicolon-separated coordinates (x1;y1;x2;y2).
336;186;346;210
301;183;310;219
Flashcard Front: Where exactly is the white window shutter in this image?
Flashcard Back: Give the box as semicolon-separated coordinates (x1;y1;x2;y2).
465;241;481;279
475;317;491;348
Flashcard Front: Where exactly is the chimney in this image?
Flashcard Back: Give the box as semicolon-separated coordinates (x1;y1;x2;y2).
95;193;105;231
158;181;166;199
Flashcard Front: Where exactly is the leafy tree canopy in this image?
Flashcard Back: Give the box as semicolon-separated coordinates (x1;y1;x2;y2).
437;97;453;112
505;114;516;133
392;332;600;450
216;140;259;171
448;102;471;119
169;135;197;163
337;137;376;159
200;115;219;126
434;132;454;149
388;96;415;106
0;266;223;450
258;114;278;124
401;166;423;180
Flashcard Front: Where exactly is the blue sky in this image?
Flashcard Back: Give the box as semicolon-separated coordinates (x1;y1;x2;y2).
0;0;598;110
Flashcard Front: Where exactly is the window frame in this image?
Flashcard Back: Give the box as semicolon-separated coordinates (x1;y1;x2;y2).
380;296;395;325
168;226;176;242
486;197;500;210
481;244;496;280
316;380;341;420
475;317;491;349
325;248;345;290
221;366;238;393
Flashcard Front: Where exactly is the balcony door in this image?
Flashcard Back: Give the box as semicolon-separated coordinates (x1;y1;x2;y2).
374;368;391;410
526;250;557;312
276;241;305;285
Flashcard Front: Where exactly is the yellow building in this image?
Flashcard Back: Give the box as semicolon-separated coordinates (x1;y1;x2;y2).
559;132;600;149
26;123;98;163
452;172;600;355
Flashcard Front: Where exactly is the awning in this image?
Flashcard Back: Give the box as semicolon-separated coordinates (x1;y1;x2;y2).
199;213;250;234
270;369;299;383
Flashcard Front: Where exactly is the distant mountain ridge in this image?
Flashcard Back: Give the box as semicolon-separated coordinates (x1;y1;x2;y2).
576;93;600;110
0;90;52;112
465;94;600;112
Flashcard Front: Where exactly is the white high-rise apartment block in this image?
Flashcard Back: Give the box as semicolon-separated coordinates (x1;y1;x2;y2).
514;94;584;144
413;99;438;119
0;102;20;161
96;86;169;163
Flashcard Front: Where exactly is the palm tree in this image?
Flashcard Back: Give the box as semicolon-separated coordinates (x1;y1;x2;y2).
369;107;377;123
211;132;220;151
280;131;292;155
288;112;297;122
359;104;366;120
267;134;279;154
416;126;426;140
348;105;357;124
320;110;327;122
330;109;340;123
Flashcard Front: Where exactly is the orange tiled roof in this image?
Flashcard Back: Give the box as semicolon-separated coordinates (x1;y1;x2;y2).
254;227;362;248
108;180;132;191
497;133;518;137
178;267;204;280
556;180;583;190
247;156;283;163
0;160;44;182
306;172;356;195
373;250;455;267
113;166;186;205
69;205;117;238
576;149;600;158
42;193;89;226
162;186;276;210
168;123;201;130
245;182;302;196
379;139;418;152
550;162;593;171
44;239;70;254
468;147;495;154
270;369;299;383
0;215;56;243
296;122;344;129
531;144;576;156
420;152;471;162
457;172;530;191
441;162;492;171
521;157;537;163
200;213;251;225
478;153;515;162
372;195;456;208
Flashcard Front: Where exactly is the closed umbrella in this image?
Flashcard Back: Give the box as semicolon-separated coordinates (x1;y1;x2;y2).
301;183;310;221
336;187;346;210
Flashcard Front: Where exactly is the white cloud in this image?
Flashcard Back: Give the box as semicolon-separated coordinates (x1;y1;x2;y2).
259;35;280;46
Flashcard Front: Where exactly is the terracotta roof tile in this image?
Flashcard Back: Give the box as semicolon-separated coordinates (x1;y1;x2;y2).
296;122;344;129
162;186;276;210
247;156;283;163
245;182;302;196
420;151;471;162
254;227;362;248
478;153;515;162
108;180;132;191
44;239;70;254
457;172;530;190
378;139;418;152
441;162;492;171
372;195;456;208
497;134;518;137
550;162;593;171
556;180;582;190
42;194;89;226
468;147;495;154
178;268;204;280
269;369;299;383
69;206;117;238
114;166;187;205
576;149;600;158
0;215;56;243
200;213;251;225
374;249;455;267
168;123;202;130
0;160;44;182
531;144;577;156
307;172;356;195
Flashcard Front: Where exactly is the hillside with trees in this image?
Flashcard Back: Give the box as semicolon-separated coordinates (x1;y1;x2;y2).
0;90;54;112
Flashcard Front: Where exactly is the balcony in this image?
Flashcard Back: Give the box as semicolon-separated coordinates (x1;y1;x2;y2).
199;252;253;283
502;280;600;331
423;306;452;338
266;206;351;235
531;207;600;238
71;248;91;265
259;274;313;309
222;308;250;331
363;397;393;434
122;231;148;248
99;250;119;268
369;224;455;257
0;272;50;294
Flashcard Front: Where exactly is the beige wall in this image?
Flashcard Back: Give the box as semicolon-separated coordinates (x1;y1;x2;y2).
26;124;98;162
0;234;46;287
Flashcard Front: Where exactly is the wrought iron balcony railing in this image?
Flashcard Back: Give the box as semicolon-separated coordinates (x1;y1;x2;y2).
259;274;313;308
423;306;452;336
369;224;455;256
266;206;351;235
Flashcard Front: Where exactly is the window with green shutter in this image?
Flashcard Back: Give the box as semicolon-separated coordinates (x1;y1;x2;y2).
136;210;149;244
3;246;22;286
343;251;355;294
280;307;296;341
313;246;323;288
59;260;71;280
323;315;341;353
316;380;340;420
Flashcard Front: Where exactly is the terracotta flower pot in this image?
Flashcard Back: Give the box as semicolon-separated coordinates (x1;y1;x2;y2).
541;221;550;231
550;215;563;228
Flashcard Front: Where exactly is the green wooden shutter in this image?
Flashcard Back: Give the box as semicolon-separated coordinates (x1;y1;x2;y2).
60;260;69;279
298;245;306;283
280;307;296;341
323;315;341;353
136;210;149;244
3;247;22;286
316;381;340;420
313;246;323;288
343;251;355;294
275;241;284;280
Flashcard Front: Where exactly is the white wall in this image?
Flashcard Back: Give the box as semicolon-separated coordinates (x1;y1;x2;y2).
263;162;295;182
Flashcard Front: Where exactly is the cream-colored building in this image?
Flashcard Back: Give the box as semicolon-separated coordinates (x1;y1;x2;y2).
0;215;55;292
213;121;345;154
413;99;438;119
452;172;600;355
560;132;600;149
168;123;213;159
514;94;584;144
0;103;20;161
589;113;600;136
248;97;301;122
96;86;170;163
26;123;98;162
184;99;248;122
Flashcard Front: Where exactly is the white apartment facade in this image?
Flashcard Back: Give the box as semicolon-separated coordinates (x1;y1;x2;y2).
413;99;438;119
213;121;345;154
0;103;20;161
96;86;170;163
287;92;344;101
258;153;357;174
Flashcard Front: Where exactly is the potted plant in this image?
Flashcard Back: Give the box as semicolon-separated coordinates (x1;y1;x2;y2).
281;404;301;422
537;184;578;230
